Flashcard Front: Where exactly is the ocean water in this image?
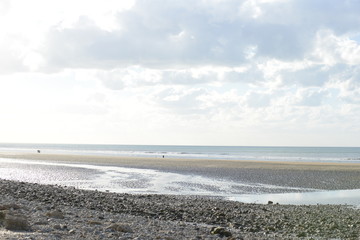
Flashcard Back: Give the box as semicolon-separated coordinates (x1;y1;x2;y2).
1;143;360;163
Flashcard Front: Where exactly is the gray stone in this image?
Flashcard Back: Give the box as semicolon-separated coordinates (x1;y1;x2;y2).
210;227;232;237
46;210;64;219
107;223;133;233
4;215;30;231
0;211;6;221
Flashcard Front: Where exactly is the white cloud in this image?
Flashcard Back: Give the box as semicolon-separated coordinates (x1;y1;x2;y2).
39;0;326;70
2;0;360;145
0;0;9;14
0;36;27;73
153;87;210;115
294;88;327;106
244;90;272;108
96;66;254;90
312;29;360;66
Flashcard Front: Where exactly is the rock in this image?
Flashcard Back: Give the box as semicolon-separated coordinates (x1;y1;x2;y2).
107;223;133;233
210;227;232;237
88;220;102;225
268;201;273;205
4;215;30;231
46;210;64;219
297;232;307;237
53;224;62;230
34;220;49;225
2;179;360;239
0;211;6;221
0;204;21;210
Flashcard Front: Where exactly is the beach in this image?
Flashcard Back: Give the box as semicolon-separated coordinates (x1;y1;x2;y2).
1;179;360;239
3;152;360;171
1;153;360;239
1;153;360;191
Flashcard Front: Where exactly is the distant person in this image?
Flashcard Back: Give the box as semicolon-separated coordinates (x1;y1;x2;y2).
162;155;164;158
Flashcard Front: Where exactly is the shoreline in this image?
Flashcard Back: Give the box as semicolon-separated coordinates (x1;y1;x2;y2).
2;152;360;171
2;153;360;238
1;179;360;239
2;152;360;193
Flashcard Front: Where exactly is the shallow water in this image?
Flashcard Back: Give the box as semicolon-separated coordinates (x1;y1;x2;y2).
0;158;309;194
1;158;359;206
229;189;360;207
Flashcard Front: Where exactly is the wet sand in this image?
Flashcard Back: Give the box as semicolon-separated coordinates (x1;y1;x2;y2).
2;152;360;171
2;153;360;239
1;152;360;191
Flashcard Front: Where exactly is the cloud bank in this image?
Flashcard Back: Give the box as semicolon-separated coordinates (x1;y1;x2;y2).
1;0;360;145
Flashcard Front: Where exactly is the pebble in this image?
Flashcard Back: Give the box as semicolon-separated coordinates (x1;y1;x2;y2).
4;215;30;231
210;227;232;237
107;223;133;233
0;179;360;239
46;210;64;219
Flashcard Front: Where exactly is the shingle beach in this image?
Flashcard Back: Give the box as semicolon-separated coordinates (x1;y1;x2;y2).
1;179;360;239
1;153;360;239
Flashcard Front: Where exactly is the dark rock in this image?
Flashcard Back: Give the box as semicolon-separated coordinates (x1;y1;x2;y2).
34;220;49;225
46;210;64;219
107;223;133;233
210;227;232;237
88;220;102;225
0;211;6;221
4;215;30;231
0;204;21;210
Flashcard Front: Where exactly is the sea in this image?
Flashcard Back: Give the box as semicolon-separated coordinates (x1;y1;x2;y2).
1;143;360;163
1;143;360;206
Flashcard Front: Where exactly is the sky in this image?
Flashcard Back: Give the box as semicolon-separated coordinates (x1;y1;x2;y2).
1;0;360;146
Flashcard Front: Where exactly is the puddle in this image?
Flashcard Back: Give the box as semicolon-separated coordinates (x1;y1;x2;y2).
229;189;360;207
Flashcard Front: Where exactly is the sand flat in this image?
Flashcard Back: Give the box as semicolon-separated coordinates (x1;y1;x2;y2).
2;152;360;193
1;152;360;171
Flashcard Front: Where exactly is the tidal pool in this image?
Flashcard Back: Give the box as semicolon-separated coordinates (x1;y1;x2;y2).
229;189;360;207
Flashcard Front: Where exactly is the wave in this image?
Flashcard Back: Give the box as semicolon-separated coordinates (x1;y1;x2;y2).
1;144;360;163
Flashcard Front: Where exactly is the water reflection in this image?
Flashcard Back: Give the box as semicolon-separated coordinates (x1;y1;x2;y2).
229;189;360;207
0;158;308;195
1;158;360;207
